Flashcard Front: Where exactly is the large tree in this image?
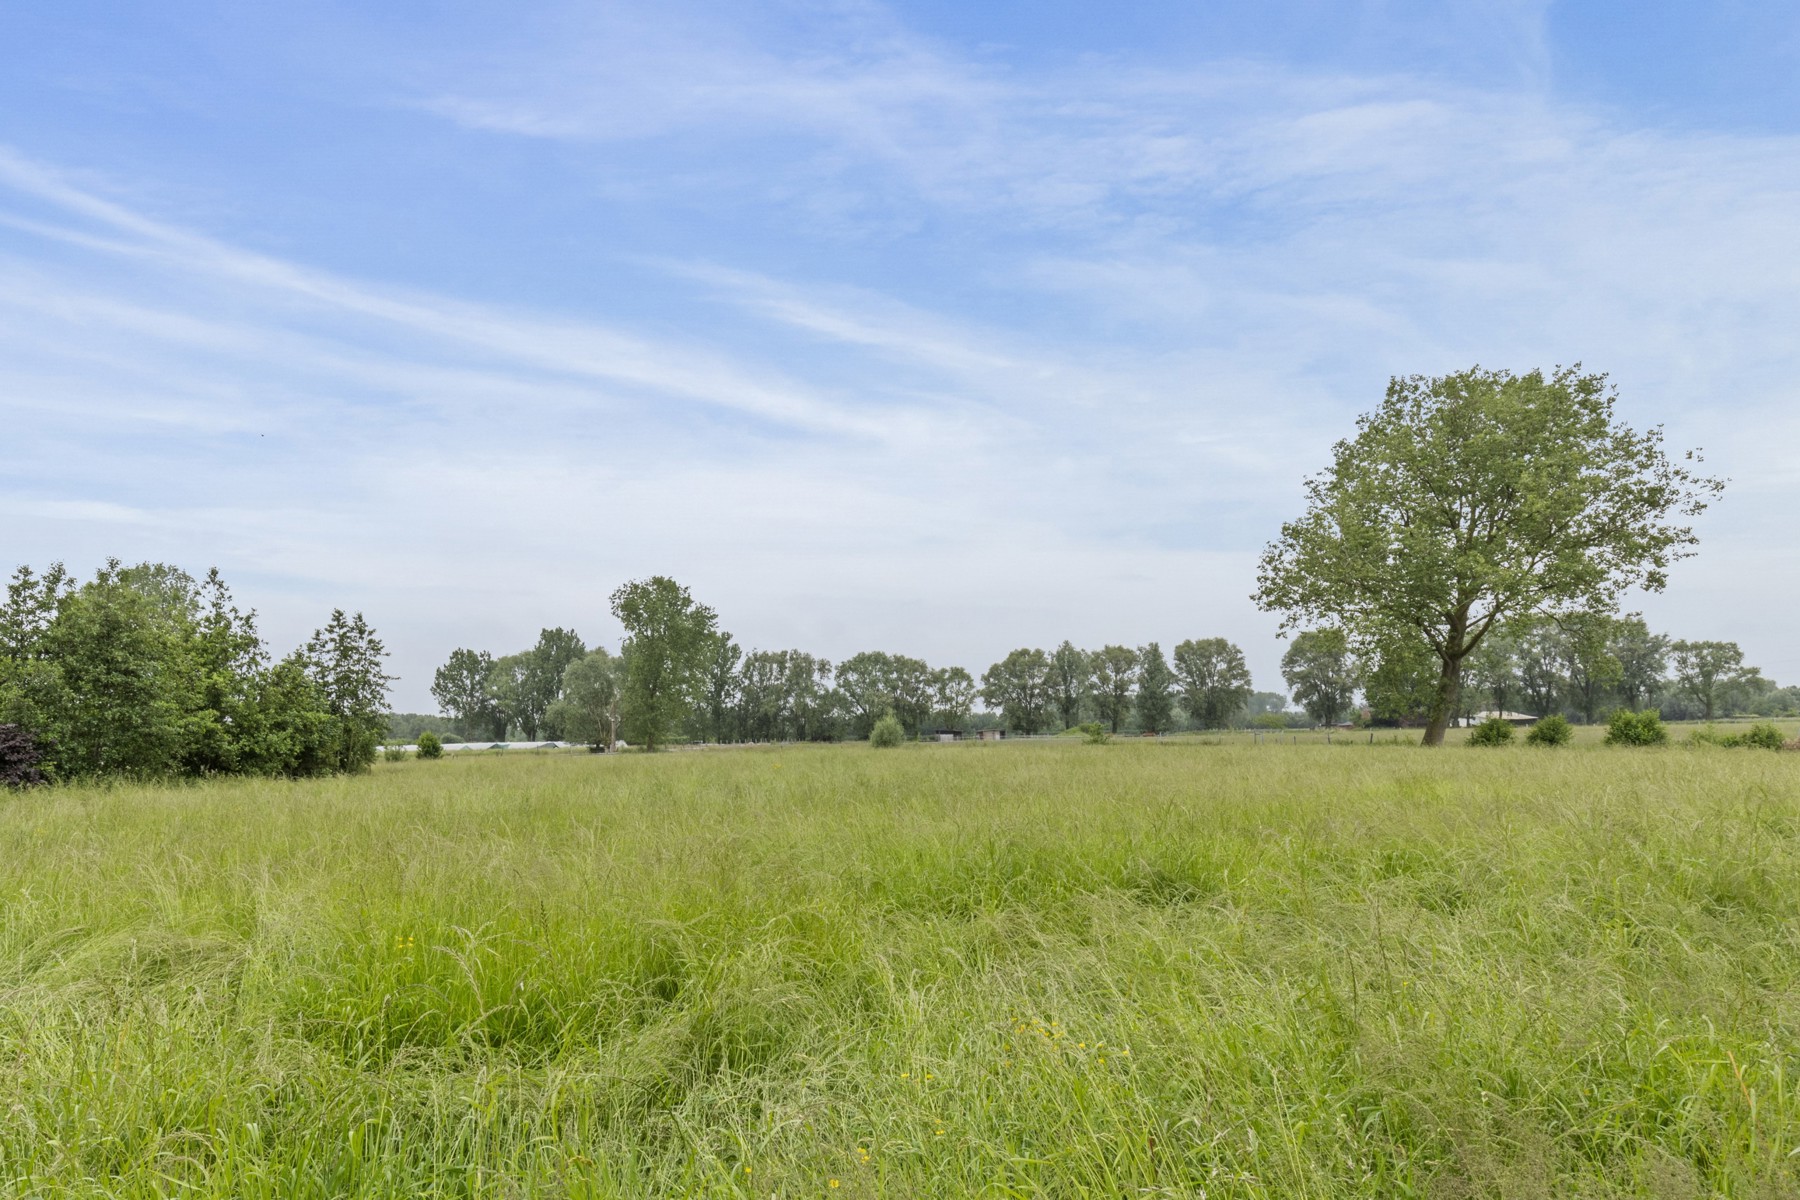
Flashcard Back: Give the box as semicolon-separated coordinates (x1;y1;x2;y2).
486;653;531;739
1254;366;1720;745
1361;635;1438;727
782;652;837;742
1464;625;1520;717
980;648;1053;734
1172;637;1253;730
523;627;586;738
1558;612;1621;724
431;648;500;738
932;666;976;731
1280;628;1359;726
736;649;792;743
695;633;742;743
28;561;197;777
834;651;899;739
1669;640;1751;721
1515;621;1565;720
1609;615;1669;712
889;655;938;737
1089;645;1139;734
1134;643;1176;734
546;649;621;751
1045;641;1090;730
733;649;833;742
302;609;393;773
610;576;718;751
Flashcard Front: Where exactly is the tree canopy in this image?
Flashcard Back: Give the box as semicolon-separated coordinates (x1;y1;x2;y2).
1089;645;1139;734
1134;643;1176;734
547;648;622;751
1280;629;1359;726
1045;641;1090;731
980;648;1052;734
610;576;719;751
1;560;388;781
1172;638;1253;730
1254;366;1721;745
1670;640;1755;722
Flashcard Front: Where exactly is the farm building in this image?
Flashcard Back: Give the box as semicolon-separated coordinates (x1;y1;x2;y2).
1453;711;1538;727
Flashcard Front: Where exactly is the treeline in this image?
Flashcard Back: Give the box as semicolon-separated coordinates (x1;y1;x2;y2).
1280;614;1797;728
1461;615;1794;723
427;576;1279;746
1;562;392;783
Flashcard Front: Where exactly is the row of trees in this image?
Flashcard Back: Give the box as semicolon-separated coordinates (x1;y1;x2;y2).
977;640;1255;734
1276;616;1795;728
430;578;714;751
431;585;1794;751
1460;617;1791;723
1;561;391;781
429;627;588;741
431;578;1276;747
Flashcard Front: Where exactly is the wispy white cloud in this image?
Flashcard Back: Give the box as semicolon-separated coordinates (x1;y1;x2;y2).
0;148;911;441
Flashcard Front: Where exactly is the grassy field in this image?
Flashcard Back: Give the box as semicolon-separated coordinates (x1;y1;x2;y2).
4;740;1800;1198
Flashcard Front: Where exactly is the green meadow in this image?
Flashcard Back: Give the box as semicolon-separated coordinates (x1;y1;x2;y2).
4;739;1800;1198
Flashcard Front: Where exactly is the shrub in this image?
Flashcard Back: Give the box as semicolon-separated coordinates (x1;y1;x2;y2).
1696;723;1786;751
1605;709;1667;746
1525;714;1573;746
381;744;409;763
416;731;444;760
0;724;48;788
1077;721;1111;745
1741;723;1786;751
869;713;905;748
1249;712;1288;731
1467;717;1514;746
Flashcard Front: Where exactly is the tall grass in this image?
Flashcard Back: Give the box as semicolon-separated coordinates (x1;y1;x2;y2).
2;741;1798;1197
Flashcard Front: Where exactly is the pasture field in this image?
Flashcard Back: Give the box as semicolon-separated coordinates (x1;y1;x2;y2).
3;741;1800;1198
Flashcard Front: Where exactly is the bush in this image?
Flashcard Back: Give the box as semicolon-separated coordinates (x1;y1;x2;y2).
1525;714;1573;746
1076;721;1111;745
1467;717;1514;746
0;724;48;788
416;731;444;760
1694;723;1786;751
1249;712;1288;731
869;713;905;748
382;744;409;763
1740;722;1786;751
1605;709;1667;747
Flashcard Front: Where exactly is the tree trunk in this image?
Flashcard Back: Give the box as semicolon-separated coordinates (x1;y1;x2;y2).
1423;608;1475;748
1422;653;1463;747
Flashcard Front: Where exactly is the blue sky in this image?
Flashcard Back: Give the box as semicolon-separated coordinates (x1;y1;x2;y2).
3;0;1797;710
